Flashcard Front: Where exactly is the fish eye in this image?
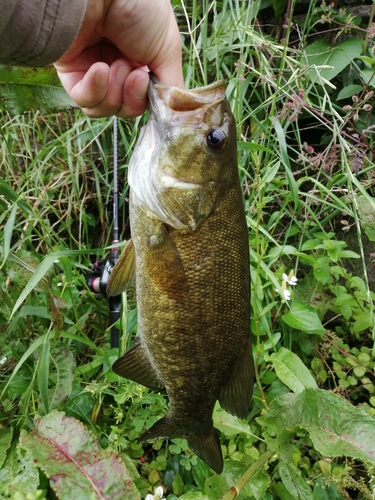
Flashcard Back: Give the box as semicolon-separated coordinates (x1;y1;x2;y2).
206;129;227;151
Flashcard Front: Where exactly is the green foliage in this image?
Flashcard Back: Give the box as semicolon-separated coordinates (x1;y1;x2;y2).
2;0;375;498
0;66;75;114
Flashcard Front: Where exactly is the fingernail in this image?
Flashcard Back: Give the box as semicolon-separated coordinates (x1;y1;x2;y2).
131;75;149;100
95;69;109;89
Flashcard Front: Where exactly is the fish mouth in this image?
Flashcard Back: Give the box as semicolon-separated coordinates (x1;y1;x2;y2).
148;74;227;113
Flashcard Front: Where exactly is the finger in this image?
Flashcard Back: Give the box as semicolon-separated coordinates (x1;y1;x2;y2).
55;61;110;109
148;7;184;89
151;56;184;90
81;59;133;116
116;68;149;118
81;64;148;118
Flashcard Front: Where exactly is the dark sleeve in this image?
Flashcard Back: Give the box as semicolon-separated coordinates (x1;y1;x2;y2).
0;0;87;66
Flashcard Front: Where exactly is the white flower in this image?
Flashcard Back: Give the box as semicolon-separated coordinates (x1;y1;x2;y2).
283;289;291;301
282;273;298;286
145;487;164;500
154;486;164;499
0;356;7;365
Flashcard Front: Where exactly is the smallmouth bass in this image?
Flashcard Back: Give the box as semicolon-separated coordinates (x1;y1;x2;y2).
107;76;253;474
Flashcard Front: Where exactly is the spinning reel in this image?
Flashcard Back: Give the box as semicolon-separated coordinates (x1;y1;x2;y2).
86;116;122;348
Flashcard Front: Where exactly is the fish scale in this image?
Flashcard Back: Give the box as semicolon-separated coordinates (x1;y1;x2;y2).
107;77;253;474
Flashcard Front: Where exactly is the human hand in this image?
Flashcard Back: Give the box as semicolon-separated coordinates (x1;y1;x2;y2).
54;0;183;118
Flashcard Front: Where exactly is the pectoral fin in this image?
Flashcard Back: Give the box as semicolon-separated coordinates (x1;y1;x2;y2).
107;239;136;297
219;338;254;419
144;224;189;298
112;343;164;390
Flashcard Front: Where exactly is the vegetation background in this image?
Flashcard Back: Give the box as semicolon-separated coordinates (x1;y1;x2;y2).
2;0;375;498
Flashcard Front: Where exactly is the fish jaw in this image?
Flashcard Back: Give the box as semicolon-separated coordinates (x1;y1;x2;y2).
128;79;237;232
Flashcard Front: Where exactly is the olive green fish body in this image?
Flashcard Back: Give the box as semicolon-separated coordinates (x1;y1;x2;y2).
109;78;253;474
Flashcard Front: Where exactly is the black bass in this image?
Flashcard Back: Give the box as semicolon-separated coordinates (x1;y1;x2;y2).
107;76;253;474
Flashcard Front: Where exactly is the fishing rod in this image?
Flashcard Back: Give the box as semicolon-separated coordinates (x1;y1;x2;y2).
86;116;121;348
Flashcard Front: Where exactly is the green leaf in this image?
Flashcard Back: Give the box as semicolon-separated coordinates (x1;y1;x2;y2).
20;410;141;500
263;332;282;351
48;344;76;411
0;333;48;401
313;257;331;286
262;162;281;185
273;481;297;500
237;141;270;152
353;365;366;378
218;454;274;500
357;194;375;242
172;472;184;496
0;442;39;494
267;348;318;393
278;462;314;500
192;459;213;491
305;38;363;82
259;388;375;463
38;338;51;415
360;69;375;88
205;460;261;500
0;428;13;469
337;84;364;100
272;0;288;21
282;302;325;335
205;473;229;499
339;250;360;259
313;477;344;500
352;312;372;333
1;204;17;269
0;178;33;215
244;469;270;500
9;248;92;320
179;493;207;500
267;245;300;260
214;404;254;437
0;66;75;114
272;118;299;211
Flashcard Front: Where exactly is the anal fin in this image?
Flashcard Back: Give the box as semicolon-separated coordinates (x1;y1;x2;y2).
112;343;164;391
219;338;254;419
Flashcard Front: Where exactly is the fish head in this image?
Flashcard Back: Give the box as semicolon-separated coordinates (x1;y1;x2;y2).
128;77;237;232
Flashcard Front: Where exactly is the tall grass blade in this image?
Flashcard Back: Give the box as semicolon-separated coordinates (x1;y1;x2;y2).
1;204;17;269
272;118;299;211
38;337;51;415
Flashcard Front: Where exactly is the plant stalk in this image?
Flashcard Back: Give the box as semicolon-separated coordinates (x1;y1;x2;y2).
220;449;275;500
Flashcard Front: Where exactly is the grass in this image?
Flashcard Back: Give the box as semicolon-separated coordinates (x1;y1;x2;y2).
2;0;375;498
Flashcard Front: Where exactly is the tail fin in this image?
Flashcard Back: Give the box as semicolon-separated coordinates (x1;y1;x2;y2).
187;428;223;474
139;416;223;474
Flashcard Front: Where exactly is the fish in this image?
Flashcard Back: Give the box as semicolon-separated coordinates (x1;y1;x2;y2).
107;76;253;474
